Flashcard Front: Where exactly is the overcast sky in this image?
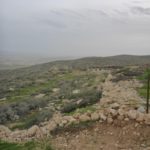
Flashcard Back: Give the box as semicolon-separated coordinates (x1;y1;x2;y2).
0;0;150;58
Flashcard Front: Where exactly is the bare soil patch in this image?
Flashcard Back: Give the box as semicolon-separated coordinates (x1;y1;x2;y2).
52;121;150;150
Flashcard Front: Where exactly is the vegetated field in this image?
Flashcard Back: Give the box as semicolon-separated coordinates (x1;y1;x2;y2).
0;56;149;130
0;65;107;130
0;140;54;150
0;55;150;149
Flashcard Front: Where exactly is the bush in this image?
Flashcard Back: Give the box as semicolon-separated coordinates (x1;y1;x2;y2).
25;109;53;128
61;102;77;113
61;90;101;113
0;98;49;124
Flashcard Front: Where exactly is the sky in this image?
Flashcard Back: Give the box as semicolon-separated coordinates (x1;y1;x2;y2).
0;0;150;58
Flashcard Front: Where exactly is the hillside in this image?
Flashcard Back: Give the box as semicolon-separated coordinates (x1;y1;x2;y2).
0;55;150;150
0;55;150;78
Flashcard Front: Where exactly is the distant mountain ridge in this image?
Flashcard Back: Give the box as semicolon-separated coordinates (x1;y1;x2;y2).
41;55;150;69
0;55;150;81
0;55;150;72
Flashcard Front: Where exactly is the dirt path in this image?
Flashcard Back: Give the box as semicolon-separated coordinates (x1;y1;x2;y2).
52;122;150;150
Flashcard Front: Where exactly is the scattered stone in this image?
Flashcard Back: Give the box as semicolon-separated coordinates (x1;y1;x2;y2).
128;110;137;120
107;117;113;124
72;89;80;94
0;125;11;133
79;114;91;122
52;88;60;93
45;121;57;131
99;113;107;121
27;125;40;137
124;118;129;121
136;112;145;122
118;109;125;116
137;106;145;113
110;103;120;109
91;112;100;121
118;115;124;121
108;108;118;117
35;93;45;99
144;114;150;125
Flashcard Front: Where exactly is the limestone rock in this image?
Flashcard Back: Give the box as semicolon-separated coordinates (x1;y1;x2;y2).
107;117;113;124
136;112;145;122
128;110;137;120
110;103;120;110
52;88;60;93
27;125;40;137
79;114;91;122
45;121;57;131
118;109;126;116
72;89;80;94
137;106;145;113
118;115;124;121
0;125;11;133
107;108;118;117
99;113;107;121
91;112;100;121
144;114;150;125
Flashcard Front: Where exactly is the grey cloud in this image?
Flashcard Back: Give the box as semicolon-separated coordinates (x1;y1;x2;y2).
113;9;129;17
42;19;67;29
1;0;150;58
131;6;150;15
86;9;108;16
49;9;85;19
49;10;64;16
132;1;143;4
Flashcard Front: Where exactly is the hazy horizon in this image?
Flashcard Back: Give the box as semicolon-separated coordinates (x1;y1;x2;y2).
1;0;150;59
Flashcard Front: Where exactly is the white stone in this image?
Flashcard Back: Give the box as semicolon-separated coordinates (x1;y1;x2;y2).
144;114;150;125
107;117;113;124
110;103;120;109
128;110;137;120
99;113;107;121
91;112;100;121
79;114;91;122
137;106;145;113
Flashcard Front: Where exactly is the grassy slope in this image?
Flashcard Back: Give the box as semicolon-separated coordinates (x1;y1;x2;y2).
0;140;54;150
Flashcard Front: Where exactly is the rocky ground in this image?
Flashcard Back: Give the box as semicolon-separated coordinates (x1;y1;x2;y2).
52;121;150;150
0;73;150;150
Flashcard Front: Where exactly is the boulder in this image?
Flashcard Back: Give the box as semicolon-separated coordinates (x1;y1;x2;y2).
144;114;150;125
45;121;57;131
91;112;100;121
52;88;60;93
137;106;145;113
118;109;126;116
110;103;120;110
107;108;118;117
107;117;113;124
35;93;45;99
53;114;62;125
72;89;80;94
0;125;11;133
27;125;40;137
118;115;124;121
136;112;145;122
79;114;91;122
99;113;107;121
128;110;137;120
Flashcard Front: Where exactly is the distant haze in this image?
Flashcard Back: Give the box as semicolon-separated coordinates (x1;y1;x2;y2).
0;0;150;59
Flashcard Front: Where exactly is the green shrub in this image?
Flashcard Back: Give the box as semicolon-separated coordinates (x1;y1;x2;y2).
25;109;53;128
61;102;77;113
61;90;101;113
